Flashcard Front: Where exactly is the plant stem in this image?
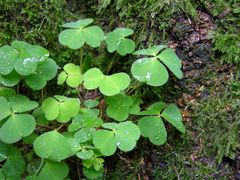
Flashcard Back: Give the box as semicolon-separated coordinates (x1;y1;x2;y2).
41;89;44;101
35;158;45;176
80;48;84;72
16;83;19;94
107;53;117;75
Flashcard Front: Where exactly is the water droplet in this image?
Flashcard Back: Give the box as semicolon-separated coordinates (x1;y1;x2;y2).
116;142;120;146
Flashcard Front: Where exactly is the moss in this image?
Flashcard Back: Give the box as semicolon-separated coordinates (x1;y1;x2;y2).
193;76;240;163
92;0;197;46
199;0;240;64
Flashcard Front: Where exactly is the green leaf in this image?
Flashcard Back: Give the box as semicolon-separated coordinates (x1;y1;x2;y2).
74;128;95;143
23;132;38;144
76;150;94;160
1;147;25;177
83;68;104;89
25;74;47;90
138;102;167;115
62;18;93;28
57;98;80;123
131;57;169;86
106;105;129;121
42;96;80;123
25;58;58;90
99;73;130;96
42;97;59;120
138;116;167;145
115;121;140;151
117;38;136;56
83;68;130;96
35;58;57;81
0;141;10;162
0;87;16;98
14;56;39;76
161;103;185;133
68;109;102;132
59;19;104;49
57;63;82;88
11;41;49;62
93;130;116;156
83;26;105;48
114;28;134;36
37;161;69;180
33;130;72;161
101;122;118;130
83;99;99;108
83;166;104;180
8;94;39;113
59;29;85;49
106;28;135;55
157;48;183;79
133;45;167;56
0;97;11;121
0;71;21;87
106;93;140;121
0;45;18;75
57;71;67;85
93;122;140;156
93;158;104;171
0;114;36;144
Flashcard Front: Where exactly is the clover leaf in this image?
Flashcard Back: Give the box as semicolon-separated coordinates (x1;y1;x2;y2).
83;68;130;96
0;41;58;90
68;109;102;132
35;161;69;180
76;150;94;160
0;114;36;144
0;71;21;87
74;127;96;143
11;40;49;76
57;63;83;88
137;102;185;145
0;45;18;75
0;97;11;121
106;28;136;56
93;130;116;156
83;166;104;180
131;45;183;86
33;130;72;161
8;94;39;113
59;19;105;49
137;102;167;115
161;103;186;133
105;93;140;121
0;145;25;178
138;116;167;145
131;57;169;86
42;96;80;123
93;121;140;156
133;45;167;56
25;58;58;90
0;95;38;144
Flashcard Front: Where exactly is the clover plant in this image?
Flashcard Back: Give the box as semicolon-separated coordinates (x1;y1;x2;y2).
0;18;185;179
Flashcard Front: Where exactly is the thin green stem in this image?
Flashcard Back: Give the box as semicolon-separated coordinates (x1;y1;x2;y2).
126;81;141;95
35;158;45;176
41;89;44;101
107;53;117;75
16;83;19;94
80;48;84;72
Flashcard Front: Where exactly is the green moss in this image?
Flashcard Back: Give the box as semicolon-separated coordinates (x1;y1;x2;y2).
93;0;197;46
199;0;240;64
193;77;240;163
